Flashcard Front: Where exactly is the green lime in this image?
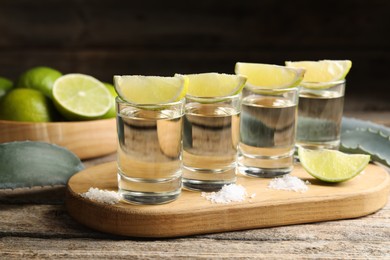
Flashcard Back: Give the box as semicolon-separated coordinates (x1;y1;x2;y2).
0;88;55;122
114;75;187;104
17;66;62;98
235;62;304;89
0;76;14;99
298;147;370;182
100;82;117;119
52;74;111;121
179;73;246;97
285;60;352;89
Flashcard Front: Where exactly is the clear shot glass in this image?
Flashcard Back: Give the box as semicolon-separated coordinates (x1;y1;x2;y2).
238;87;298;178
182;93;242;191
296;80;345;150
116;97;185;204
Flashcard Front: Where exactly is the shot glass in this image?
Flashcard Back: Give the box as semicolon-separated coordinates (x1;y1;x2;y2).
296;80;345;150
116;97;185;204
182;94;241;191
238;87;298;178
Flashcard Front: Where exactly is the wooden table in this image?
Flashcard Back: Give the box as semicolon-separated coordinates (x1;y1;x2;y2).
1;110;389;259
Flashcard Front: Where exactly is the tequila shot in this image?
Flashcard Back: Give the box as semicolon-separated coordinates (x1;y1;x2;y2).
182;94;241;191
116;98;184;204
296;80;345;150
238;87;298;177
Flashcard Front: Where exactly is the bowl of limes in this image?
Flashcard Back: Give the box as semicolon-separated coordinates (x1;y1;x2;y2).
0;67;117;159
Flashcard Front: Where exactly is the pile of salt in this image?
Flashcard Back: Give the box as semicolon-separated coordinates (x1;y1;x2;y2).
268;174;310;192
201;184;250;204
81;187;121;205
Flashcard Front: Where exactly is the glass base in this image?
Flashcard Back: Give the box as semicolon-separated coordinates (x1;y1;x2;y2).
238;164;293;178
119;189;181;205
182;178;236;192
182;165;236;192
117;170;182;205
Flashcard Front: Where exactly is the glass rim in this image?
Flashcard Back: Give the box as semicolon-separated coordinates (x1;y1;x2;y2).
244;86;298;95
115;96;185;107
300;79;346;88
185;92;242;100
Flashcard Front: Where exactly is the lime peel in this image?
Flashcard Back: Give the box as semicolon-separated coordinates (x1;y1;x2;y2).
114;75;187;104
16;66;62;98
235;62;305;89
0;88;55;122
285;60;352;89
298;147;370;183
179;72;246;97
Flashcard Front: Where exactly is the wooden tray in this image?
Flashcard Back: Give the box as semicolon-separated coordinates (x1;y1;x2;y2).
66;162;390;238
0;119;116;159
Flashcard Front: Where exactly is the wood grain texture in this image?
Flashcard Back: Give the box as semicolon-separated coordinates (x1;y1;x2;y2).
1;190;389;259
66;161;390;238
0;119;116;159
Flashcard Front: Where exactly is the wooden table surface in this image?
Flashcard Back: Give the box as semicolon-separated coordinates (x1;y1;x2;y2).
1;108;389;259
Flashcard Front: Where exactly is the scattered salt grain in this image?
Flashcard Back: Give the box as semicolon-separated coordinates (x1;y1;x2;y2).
81;187;121;205
201;184;248;204
268;174;310;192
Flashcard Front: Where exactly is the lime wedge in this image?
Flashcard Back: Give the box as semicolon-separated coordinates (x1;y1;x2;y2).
53;74;111;120
235;62;304;89
298;147;370;182
180;72;246;97
285;60;352;89
114;75;187;104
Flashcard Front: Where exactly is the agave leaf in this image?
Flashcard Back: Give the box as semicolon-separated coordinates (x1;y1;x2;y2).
342;117;390;137
340;129;390;167
0;141;84;189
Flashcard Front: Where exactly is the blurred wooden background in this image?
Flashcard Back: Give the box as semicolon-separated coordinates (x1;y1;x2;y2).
0;0;389;111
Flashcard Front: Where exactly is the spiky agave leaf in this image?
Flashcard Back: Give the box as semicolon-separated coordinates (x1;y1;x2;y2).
0;141;84;189
340;129;390;167
342;117;390;136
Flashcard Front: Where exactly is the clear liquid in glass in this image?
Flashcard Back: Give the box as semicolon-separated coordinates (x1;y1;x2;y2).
238;95;297;177
117;106;183;204
297;90;344;150
182;102;240;191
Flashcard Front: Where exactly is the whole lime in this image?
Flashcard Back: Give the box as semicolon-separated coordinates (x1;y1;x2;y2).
17;66;62;98
0;88;56;122
100;82;118;119
0;76;13;99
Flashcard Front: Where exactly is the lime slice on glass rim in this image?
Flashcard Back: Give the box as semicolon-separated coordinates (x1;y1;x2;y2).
114;75;187;105
298;147;370;183
52;73;111;121
285;60;352;89
235;62;304;89
178;72;247;98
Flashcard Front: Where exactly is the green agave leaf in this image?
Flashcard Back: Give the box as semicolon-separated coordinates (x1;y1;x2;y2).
0;141;84;189
342;117;390;136
340;129;390;168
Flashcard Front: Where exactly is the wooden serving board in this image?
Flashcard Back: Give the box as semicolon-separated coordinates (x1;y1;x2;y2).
66;162;390;238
